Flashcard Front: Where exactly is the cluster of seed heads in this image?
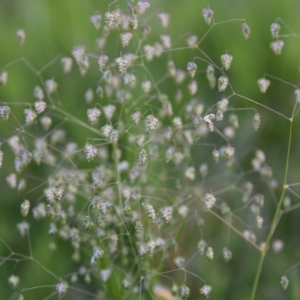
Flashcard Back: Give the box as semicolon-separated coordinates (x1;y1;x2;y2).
1;3;289;299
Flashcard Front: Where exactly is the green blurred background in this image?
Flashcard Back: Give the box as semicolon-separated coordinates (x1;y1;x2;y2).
1;0;300;299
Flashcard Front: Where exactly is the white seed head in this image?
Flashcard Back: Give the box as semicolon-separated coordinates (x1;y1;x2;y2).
218;76;229;91
188;80;198;96
84;144;97;161
206;65;216;88
206;246;214;261
16;29;26;45
0;71;8;85
45;79;58;94
223;247;232;262
271;22;281;38
90;245;104;265
137;148;147;167
0;105;10;121
137;0;150;15
97;54;109;71
294;89;300;103
72;44;85;63
187;61;197;78
179;284;190;300
160;34;171;49
159;206;172;223
270;40;284;55
146;114;158;133
218;98;229;112
283;196;291;208
137;242;148;256
243;230;256;243
17;221;30;237
199;163;208;178
202;7;214;25
103;104;116;121
174;256;185;268
204;193;216;210
120;32;133;47
40;115;52;131
61;57;73;73
199;285;212;297
272;239;284;253
34;100;46;114
204;114;215;132
143;203;156;222
115;56;128;74
7;173;17;189
221;53;233;70
129;14;138;31
141;80;151;94
56;279;68;298
90;13;102;30
101;124;113;139
0;150;3;168
109;129;119;146
24;109;37;125
223;146;235;160
158;13;169;28
33;86;44;100
256;215;263;229
212;149;220;163
186;35;198;47
8;275;20;288
281;275;289;290
253;113;261;131
197;239;207;255
242;23;251;39
21;199;30;217
87;108;101;125
185;166;196;181
131;110;142;124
